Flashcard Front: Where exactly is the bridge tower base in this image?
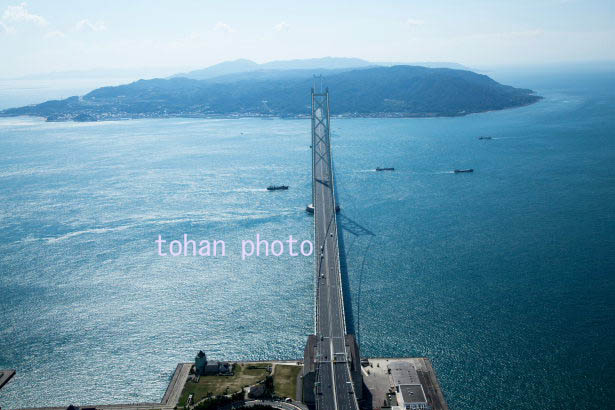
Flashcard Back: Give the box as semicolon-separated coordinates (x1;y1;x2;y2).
346;334;363;401
302;334;318;407
302;334;363;407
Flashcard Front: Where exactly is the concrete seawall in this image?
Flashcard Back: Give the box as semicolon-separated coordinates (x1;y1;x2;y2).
160;362;192;406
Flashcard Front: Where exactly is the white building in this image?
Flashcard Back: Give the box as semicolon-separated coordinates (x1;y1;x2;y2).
388;361;430;410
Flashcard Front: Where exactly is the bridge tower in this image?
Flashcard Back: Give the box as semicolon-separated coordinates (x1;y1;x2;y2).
302;85;362;409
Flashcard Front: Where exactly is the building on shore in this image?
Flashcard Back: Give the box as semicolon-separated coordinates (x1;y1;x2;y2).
388;361;429;410
194;351;232;376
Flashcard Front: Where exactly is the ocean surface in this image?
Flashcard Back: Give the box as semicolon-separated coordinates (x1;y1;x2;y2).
1;72;614;409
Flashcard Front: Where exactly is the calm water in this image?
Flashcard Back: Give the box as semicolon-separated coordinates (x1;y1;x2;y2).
1;72;614;409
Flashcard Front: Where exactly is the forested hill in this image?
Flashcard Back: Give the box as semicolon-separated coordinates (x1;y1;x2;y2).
1;65;541;121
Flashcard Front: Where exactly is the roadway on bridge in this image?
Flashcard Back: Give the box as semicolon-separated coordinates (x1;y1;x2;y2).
311;95;359;410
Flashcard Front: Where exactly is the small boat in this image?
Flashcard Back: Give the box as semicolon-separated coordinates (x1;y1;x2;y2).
267;185;289;191
478;136;493;140
454;169;474;173
376;167;395;171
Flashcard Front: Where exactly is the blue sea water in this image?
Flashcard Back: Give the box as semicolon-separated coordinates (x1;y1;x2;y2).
1;72;614;409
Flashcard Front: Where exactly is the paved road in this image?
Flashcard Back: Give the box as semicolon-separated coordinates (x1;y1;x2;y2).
244;400;308;410
311;93;359;410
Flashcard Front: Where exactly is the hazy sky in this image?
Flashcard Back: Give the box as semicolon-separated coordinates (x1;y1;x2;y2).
1;0;614;77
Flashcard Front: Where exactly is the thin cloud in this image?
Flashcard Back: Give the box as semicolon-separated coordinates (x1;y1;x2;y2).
0;21;16;34
499;29;544;39
462;29;545;42
2;2;47;26
75;19;107;32
274;22;290;32
213;21;235;33
44;30;65;39
406;18;424;27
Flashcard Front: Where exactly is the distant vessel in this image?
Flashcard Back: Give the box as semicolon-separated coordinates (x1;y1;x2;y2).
478;136;493;140
376;167;395;171
267;185;289;190
454;169;474;173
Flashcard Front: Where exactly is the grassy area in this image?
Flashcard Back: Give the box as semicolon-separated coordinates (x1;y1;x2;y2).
178;363;271;407
273;364;302;400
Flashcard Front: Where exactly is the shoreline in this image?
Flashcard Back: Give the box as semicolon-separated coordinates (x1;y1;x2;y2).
9;357;449;410
0;98;542;123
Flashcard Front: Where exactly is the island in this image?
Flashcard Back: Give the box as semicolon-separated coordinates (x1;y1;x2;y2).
0;65;541;122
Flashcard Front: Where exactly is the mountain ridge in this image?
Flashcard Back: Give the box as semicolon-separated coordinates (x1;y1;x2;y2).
172;57;470;81
171;57;375;80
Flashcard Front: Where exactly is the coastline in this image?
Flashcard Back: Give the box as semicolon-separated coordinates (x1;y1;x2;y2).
0;97;542;123
10;357;449;410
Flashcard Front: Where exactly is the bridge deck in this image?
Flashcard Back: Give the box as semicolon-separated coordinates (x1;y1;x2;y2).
311;90;359;410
